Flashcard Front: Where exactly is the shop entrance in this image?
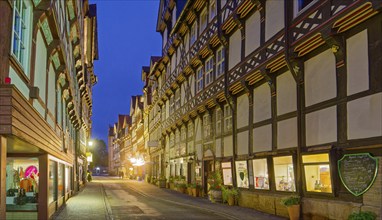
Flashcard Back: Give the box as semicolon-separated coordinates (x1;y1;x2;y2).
203;160;214;196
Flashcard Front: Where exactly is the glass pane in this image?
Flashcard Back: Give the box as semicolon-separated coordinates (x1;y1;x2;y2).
273;156;296;192
304;164;332;193
49;160;57;204
253;159;269;190
58;164;64;197
6;157;39;211
302;153;329;163
235;161;249;188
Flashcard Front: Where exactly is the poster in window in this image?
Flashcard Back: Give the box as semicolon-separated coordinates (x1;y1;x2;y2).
222;162;232;185
235;161;249;188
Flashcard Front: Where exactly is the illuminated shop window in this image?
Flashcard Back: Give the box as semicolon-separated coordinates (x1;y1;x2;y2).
253;158;269;190
58;163;64;197
49;160;57;204
302;153;332;193
221;162;232;186
6;157;39;211
273;156;296;192
235;161;249;188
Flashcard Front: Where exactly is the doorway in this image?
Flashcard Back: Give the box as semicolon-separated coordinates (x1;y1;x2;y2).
203;160;214;195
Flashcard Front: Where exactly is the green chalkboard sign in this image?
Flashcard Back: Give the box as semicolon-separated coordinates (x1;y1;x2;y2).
338;153;378;196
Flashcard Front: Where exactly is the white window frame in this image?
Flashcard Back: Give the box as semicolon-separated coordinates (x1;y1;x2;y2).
170;95;175;114
196;67;204;93
175;89;180;109
209;0;217;21
205;57;214;86
190;22;197;46
203;114;211;138
224;104;232;132
188;123;194;138
216;47;225;78
11;0;32;74
293;0;318;17
215;108;222;135
200;8;208;33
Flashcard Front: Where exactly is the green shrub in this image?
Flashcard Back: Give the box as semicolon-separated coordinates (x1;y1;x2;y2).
348;211;377;220
280;195;300;207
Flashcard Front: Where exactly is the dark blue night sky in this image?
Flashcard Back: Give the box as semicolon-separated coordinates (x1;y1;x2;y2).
90;0;161;143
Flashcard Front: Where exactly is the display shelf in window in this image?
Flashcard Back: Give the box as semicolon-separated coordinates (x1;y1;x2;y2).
252;158;269;190
302;153;332;193
273;156;296;192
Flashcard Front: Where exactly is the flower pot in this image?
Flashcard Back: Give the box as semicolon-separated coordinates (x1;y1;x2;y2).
227;195;235;206
187;187;193;195
192;188;198;197
209;190;222;203
287;205;300;220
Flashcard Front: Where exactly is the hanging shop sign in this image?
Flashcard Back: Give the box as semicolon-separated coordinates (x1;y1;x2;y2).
338;153;378;196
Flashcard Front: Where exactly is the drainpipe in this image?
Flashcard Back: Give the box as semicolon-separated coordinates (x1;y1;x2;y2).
284;0;303;205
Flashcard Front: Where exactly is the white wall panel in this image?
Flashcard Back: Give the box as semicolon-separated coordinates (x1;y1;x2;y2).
265;0;284;41
237;94;249;129
237;131;249;155
277;117;297;149
229;30;242;70
253;125;272;152
277;71;296;115
245;11;260;56
224;135;233;157
348;93;382;139
253;83;271;123
306;106;337;146
305;49;336;106
347;29;369;95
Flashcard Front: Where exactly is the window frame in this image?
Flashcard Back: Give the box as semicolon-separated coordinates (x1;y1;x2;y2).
252;158;270;190
224;105;232;132
196;67;204;93
273;155;296;192
215;108;222;136
200;7;208;33
216;47;225;78
205;56;214;86
209;0;217;21
190;22;197;46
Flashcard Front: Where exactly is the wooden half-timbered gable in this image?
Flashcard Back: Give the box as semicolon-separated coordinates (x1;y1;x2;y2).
141;0;382;219
0;0;98;219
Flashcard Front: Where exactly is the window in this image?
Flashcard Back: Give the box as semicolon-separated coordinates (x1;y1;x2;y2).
215;108;222;135
175;89;180;110
49;160;57;203
188;123;194;138
203;114;211;138
190;22;197;45
200;8;207;33
222;162;233;185
209;0;217;21
181;126;186;141
224;105;232;132
170;95;175;114
175;130;180;145
196;67;204;93
294;0;316;17
235;161;249;188
205;57;214;86
302;153;332;193
58;163;64;197
11;0;32;72
6;157;39;211
273;156;296;192
216;47;225;78
170;134;175;147
253;159;269;190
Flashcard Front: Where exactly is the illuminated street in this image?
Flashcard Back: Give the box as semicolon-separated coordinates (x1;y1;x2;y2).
53;176;285;220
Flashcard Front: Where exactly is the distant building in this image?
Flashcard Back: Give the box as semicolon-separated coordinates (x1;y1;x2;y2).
140;0;382;219
0;0;98;219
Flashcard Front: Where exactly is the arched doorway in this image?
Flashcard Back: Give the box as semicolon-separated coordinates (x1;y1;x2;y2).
203;149;215;196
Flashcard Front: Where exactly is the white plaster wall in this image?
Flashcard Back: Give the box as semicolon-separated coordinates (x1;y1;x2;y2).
347;93;382;139
277;117;297;149
229;29;242;70
34;30;47;101
306;106;337;146
277;71;297;115
265;0;284;41
185;33;189;53
237;94;249;129
188;141;194;155
195;117;202;141
253;125;272;152
305;49;336;106
237;131;249;155
215;138;221;158
196;144;203;161
47;64;55;114
253;83;271;123
245;11;260;56
224;135;233;157
347;29;369;95
190;75;195;97
181;83;186;105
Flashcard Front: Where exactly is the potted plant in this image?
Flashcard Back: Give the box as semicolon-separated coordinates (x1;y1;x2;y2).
222;186;239;206
158;175;166;188
281;195;300;220
168;176;175;190
176;182;187;193
187;184;193;196
190;182;201;197
208;171;223;203
348;211;377;220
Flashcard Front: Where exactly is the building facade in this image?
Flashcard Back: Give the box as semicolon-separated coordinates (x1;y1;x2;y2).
0;0;98;219
140;0;382;219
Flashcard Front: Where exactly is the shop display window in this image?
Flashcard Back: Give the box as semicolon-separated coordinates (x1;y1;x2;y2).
273;156;296;192
58;163;64;197
6;158;39;211
49;160;57;204
235;161;249;188
302;153;332;193
221;162;232;186
252;159;269;190
65;166;71;193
